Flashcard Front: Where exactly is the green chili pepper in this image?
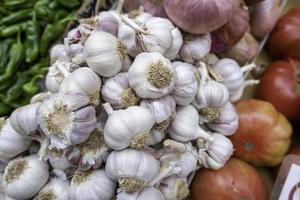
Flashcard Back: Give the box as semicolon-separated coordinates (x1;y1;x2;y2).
0;38;13;71
23;74;44;95
0;33;25;83
0;101;13;117
54;10;69;22
34;0;54;22
0;77;16;93
25;12;40;64
5;74;30;102
40;15;76;55
56;0;81;10
0;23;27;38
0;9;32;25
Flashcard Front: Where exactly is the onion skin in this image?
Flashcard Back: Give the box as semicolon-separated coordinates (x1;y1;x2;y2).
222;32;260;65
256;59;300;122
214;6;250;47
267;7;300;60
230;99;292;167
163;0;237;34
191;158;268;200
250;0;280;39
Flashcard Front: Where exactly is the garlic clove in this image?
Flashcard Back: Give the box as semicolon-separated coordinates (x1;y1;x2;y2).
128;52;176;99
104;106;155;150
0;118;31;160
97;11;120;36
46;148;73;170
50;44;70;64
3;155;49;199
171;61;198;105
83;31;127;77
149;130;166;146
37;92;97;149
30;91;52;104
59;67;102;106
159;176;190;200
117;186;165;200
10;102;40;137
70;169;116;200
105;149;160;193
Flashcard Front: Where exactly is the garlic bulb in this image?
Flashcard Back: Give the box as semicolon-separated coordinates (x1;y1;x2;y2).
198;133;234;170
193;62;229;123
97;11;120;36
128;52;176;98
70;169;116;200
45;61;79;93
149;130;166;146
179;34;212;64
0;159;8;173
0;118;31;160
59;67;102;106
47;148;73;170
35;177;70;200
68;130;109;170
117;187;165;200
104;105;154;150
30;91;52;104
119;16;182;60
168;105;211;142
81;31;128;77
105;149;159;193
50;44;70;64
3;155;49;199
171;61;198;105
10;102;40;137
101;73;140;109
127;10;152;26
208;103;238;136
37;92;97;149
159;176;190;200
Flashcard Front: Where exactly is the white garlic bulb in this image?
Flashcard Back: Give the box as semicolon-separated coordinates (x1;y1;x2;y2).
82;31;128;77
180;33;212;64
35;177;70;200
0;118;31;160
59;67;102;106
117;187;165;200
30;91;52;104
97;11;120;36
0;159;8;173
213;58;258;102
45;60;79;93
104;105;155;150
70;169;116;200
37;92;97;149
193;62;229;123
159;176;190;200
149;130;166;146
105;149;159;193
208;102;238;136
50;44;70;64
119;16;182;60
198;133;234;170
126;11;152;26
128;52;176;98
168;105;211;142
68;130;109;170
171;61;198;105
10;102;40;137
101;72;140;109
47;148;73;170
3;155;49;199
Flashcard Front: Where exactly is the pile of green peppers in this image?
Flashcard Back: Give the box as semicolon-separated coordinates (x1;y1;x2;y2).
0;0;82;116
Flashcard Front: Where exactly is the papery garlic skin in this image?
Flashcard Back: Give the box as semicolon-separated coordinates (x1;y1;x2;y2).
198;133;234;170
47;148;73;170
180;34;212;64
10;102;40;137
128;52;176;98
3;155;49;199
97;11;120;36
168;105;211;142
68;130;109;170
117;187;165;200
83;31;128;77
60;67;102;106
101;73;140;109
105;149;159;193
70;169;116;200
50;44;70;64
37;92;97;149
104;106;154;150
171;61;198;105
208;102;238;136
159;176;190;200
30;91;52;104
149;130;166;146
35;177;70;200
45;61;79;93
0;119;31;160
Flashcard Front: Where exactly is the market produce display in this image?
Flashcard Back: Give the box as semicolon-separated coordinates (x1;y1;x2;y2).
0;0;82;116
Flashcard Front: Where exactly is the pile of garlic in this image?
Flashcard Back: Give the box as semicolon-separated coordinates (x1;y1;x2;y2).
0;2;259;200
